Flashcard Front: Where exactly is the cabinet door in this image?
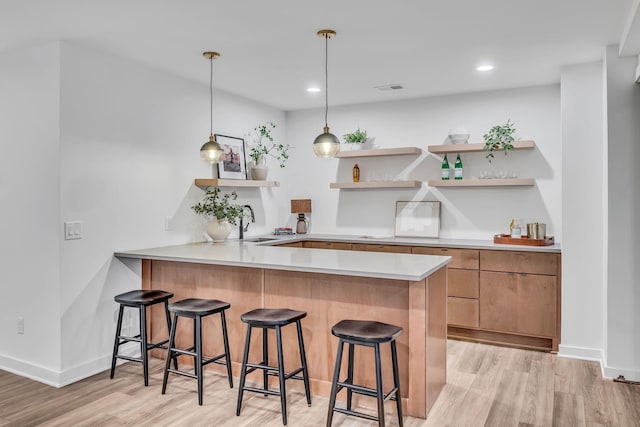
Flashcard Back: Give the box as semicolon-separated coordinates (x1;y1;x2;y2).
479;271;517;333
448;269;479;298
412;247;479;269
448;297;479;327
302;241;352;250
351;243;411;253
517;273;557;337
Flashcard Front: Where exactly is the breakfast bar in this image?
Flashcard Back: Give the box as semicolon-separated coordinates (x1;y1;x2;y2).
115;241;451;418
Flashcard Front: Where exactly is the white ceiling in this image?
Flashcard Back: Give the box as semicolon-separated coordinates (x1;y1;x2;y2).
1;0;636;111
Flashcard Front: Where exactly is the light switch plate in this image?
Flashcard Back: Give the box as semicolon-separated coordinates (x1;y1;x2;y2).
64;221;82;240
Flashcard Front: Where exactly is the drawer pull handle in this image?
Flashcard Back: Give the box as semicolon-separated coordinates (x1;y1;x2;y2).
441;248;449;252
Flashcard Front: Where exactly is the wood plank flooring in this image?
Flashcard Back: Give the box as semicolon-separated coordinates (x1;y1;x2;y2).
1;340;638;426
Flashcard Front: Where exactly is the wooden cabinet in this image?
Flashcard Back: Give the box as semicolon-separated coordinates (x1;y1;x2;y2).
302;241;352;250
448;297;479;328
352;243;411;253
412;247;479;269
480;250;558;275
275;241;303;248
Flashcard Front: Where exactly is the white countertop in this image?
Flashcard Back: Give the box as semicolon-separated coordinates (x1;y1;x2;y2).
115;240;451;282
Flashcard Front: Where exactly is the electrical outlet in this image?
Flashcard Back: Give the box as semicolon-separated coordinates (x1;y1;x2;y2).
17;317;24;334
164;216;172;231
64;221;82;240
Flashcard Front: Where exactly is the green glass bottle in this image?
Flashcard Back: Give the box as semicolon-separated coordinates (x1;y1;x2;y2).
441;155;450;180
454;154;463;180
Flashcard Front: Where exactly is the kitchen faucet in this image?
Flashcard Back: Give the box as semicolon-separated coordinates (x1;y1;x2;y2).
238;205;255;240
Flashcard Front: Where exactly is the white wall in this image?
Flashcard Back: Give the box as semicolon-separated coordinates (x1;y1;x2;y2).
604;45;640;380
558;62;606;361
0;43;62;384
285;86;562;240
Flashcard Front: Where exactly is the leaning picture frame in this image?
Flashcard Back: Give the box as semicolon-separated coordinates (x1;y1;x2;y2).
394;201;441;238
215;134;247;180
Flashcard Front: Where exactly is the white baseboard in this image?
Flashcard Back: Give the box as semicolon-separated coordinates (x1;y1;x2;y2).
0;352;61;387
558;344;640;381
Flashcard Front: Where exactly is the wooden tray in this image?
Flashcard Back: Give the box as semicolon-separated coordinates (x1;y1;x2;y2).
493;234;555;246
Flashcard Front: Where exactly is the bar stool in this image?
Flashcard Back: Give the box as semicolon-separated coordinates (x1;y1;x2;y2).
162;298;233;406
326;319;403;427
110;289;174;386
236;308;311;425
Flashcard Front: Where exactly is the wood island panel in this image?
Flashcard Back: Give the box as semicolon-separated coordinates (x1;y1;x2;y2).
141;259;447;419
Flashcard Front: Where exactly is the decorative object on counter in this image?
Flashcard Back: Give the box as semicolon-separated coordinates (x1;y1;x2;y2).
483;119;516;162
448;125;470;144
274;227;294;235
454;154;463;180
192;188;245;242
395;201;441;238
509;218;522;238
214;134;247;180
291;199;312;234
199;52;225;164
441;154;450;180
493;234;555;246
352;163;360;182
247;122;289;180
313;29;340;158
526;222;546;239
343;128;368;149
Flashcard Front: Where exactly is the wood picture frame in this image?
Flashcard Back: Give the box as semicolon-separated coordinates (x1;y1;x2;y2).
215;134;247;180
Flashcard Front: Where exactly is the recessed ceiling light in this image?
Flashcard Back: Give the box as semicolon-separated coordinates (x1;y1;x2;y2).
307;87;321;93
476;65;494;72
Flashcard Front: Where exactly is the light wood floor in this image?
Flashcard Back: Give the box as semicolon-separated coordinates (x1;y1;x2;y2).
1;340;638;426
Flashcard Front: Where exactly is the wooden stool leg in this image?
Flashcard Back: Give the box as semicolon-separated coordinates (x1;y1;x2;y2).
262;327;269;396
374;343;385;427
163;301;177;370
296;320;312;406
195;315;204;406
326;339;345;427
346;343;355;411
162;315;179;394
236;325;253;416
140;305;149;386
276;325;288;425
110;305;125;379
391;340;403;427
220;310;233;388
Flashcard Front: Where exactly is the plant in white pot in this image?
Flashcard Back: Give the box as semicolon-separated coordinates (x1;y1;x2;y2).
342;128;368;149
247;122;289;180
192;188;245;242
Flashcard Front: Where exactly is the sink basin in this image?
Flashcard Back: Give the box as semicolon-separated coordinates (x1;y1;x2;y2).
244;237;279;243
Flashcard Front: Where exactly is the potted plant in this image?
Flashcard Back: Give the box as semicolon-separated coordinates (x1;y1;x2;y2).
247;122;290;180
192;188;245;242
342;128;368;149
483;120;516;162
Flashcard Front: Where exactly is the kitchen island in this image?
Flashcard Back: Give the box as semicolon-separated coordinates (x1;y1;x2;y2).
115;240;451;419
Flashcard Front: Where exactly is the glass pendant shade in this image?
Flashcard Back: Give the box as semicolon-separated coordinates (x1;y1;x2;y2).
313;126;340;158
200;134;224;163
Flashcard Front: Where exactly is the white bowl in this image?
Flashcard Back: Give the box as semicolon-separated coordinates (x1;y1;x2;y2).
448;133;470;144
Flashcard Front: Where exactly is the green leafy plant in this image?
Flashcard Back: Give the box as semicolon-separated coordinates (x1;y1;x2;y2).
483;120;516;162
247;122;290;168
192;188;245;225
343;128;368;144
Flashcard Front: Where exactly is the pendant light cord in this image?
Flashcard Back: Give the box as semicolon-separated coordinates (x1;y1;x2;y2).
209;55;213;137
324;34;329;128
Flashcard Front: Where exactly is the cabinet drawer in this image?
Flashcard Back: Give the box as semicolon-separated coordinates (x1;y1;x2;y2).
480;250;558;275
302;241;352;250
448;297;479;328
412;247;479;269
449;269;479;298
275;241;303;248
351;243;411;253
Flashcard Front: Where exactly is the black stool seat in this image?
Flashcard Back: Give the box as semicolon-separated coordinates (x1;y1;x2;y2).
327;319;404;427
332;319;403;343
169;298;230;317
240;308;306;327
110;289;175;387
115;289;173;306
162;297;233;406
236;307;311;425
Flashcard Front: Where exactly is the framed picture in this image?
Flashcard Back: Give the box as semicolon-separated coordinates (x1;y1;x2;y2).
394;201;441;238
215;134;247;180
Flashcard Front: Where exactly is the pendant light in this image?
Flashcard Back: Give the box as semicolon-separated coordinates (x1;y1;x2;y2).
313;29;340;158
200;51;225;163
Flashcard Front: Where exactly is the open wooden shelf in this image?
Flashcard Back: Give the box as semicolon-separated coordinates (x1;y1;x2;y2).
427;178;535;188
330;180;422;189
335;147;422;158
195;179;280;189
427;140;535;154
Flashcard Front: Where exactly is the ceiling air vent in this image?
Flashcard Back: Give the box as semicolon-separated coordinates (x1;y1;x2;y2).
375;83;404;91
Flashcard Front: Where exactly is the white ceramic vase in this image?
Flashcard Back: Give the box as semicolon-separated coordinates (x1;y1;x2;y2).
207;218;232;243
250;156;268;180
